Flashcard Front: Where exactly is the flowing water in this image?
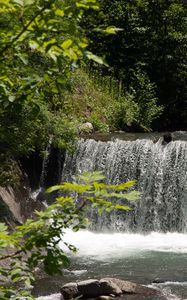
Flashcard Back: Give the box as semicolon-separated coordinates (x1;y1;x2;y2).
36;133;187;300
35;230;187;299
62;137;187;232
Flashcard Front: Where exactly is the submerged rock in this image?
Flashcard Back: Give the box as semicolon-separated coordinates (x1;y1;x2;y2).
60;277;161;299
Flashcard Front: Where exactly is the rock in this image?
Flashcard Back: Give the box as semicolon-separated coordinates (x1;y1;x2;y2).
61;282;79;300
0;162;43;228
99;279;122;296
78;279;101;297
60;277;161;299
152;278;165;284
79;122;94;134
98;296;113;300
162;132;172;145
102;278;160;296
77;279;121;298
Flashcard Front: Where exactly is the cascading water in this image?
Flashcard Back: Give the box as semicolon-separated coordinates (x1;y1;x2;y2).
35;135;187;300
62;138;187;233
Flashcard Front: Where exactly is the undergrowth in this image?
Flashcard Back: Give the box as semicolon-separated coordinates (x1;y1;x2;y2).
64;67;162;132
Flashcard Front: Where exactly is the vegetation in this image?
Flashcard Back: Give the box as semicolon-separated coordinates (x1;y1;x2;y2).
82;0;187;130
1;0;181;186
63;67;162;132
0;0;186;179
0;0;102;184
0;171;140;299
0;1;140;299
0;0;186;297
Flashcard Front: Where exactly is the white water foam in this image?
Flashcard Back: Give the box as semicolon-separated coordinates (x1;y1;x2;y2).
158;281;187;286
36;293;61;300
61;230;187;260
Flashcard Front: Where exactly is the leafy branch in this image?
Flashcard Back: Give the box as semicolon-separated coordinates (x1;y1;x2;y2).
0;171;140;299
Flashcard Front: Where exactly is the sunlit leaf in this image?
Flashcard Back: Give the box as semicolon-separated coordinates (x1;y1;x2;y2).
86;51;108;66
55;8;65;17
105;26;123;34
77;171;106;182
61;39;73;50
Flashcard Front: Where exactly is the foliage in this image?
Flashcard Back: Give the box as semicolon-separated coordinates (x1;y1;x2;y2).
82;0;187;130
0;0;103;185
0;0;100;109
63;68;139;132
0;0;102;144
0;171;140;299
63;67;162;132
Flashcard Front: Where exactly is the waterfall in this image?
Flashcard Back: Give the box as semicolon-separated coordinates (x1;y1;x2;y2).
62;138;187;233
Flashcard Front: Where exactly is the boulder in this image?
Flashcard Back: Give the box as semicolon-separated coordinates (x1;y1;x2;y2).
60;277;160;299
77;279;121;298
60;282;79;300
78;279;101;297
103;278;160;296
79;122;94;134
99;279;122;296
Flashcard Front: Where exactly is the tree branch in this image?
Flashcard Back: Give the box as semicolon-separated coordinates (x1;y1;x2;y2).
0;249;23;261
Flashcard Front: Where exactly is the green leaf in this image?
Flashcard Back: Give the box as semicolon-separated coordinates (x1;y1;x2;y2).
108;180;137;190
76;2;89;9
13;0;23;6
79;42;88;48
55;9;65;17
47;185;62;193
8;95;16;102
86;51;108;66
61;39;73;50
114;204;132;211
0;223;8;232
122;191;141;201
77;171;106;182
24;0;35;5
105;26;123;34
17;53;28;65
29;40;39;50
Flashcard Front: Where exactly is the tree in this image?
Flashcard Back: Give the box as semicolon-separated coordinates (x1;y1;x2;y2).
0;2;140;299
0;0;102;184
0;171;140;299
0;0;100;108
82;0;187;130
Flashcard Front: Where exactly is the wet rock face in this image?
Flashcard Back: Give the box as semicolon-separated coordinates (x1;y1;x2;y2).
60;278;161;300
0;162;43;228
0;186;23;227
162;132;172;145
